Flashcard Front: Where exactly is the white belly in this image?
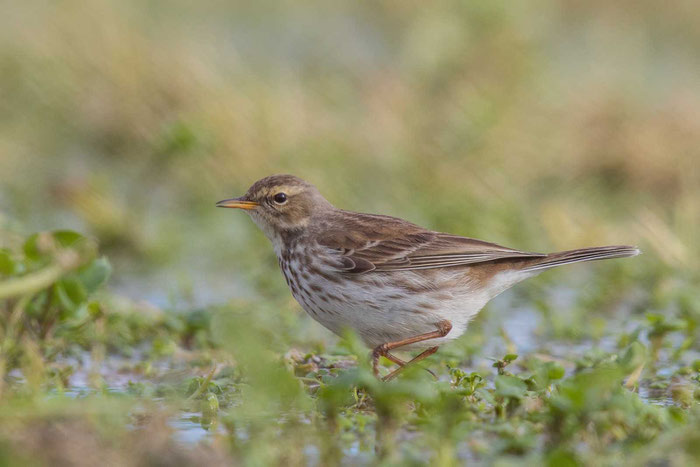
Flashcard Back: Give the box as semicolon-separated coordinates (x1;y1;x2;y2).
282;261;530;349
274;237;535;350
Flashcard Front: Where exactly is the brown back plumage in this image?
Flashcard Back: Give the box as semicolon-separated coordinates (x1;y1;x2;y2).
313;210;544;274
312;210;638;274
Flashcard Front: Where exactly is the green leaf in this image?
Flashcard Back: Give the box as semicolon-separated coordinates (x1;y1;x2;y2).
23;233;45;262
546;362;566;381
87;301;103;318
77;257;112;293
495;375;528;399
52;230;86;248
24;230;88;262
206;392;220;412
619;341;646;372
529;361;566;390
0;249;16;275
54;277;88;315
692;359;700;372
546;448;580;467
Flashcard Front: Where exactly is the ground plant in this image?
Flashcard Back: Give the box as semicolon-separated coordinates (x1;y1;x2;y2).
1;1;699;465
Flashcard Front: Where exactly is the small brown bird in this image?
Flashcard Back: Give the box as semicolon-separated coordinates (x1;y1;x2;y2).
217;174;639;381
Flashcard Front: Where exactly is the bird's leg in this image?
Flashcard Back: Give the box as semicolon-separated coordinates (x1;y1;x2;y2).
371;320;452;380
370;350;406;378
383;347;439;382
383;352;407;367
382;354;438;380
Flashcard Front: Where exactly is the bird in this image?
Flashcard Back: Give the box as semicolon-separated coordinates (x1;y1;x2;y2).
217;174;640;381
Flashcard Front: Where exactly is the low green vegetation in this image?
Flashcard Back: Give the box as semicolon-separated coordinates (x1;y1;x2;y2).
1;229;698;465
2;1;700;465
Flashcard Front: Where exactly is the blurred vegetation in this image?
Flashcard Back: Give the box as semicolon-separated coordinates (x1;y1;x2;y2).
1;0;699;465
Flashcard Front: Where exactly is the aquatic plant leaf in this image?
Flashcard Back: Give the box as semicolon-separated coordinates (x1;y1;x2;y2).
78;256;112;293
54;277;88;316
619;341;646;372
0;249;16;275
495;375;528;399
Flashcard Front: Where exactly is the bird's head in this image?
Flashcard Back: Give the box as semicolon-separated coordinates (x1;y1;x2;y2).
217;174;332;243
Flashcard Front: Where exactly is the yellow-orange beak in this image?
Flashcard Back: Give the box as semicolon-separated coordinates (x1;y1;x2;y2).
216;197;259;210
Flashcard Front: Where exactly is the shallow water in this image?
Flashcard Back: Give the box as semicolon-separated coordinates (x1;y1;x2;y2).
170;412;225;444
46;273;690;451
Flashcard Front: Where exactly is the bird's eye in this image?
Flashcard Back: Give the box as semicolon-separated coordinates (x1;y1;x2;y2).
273;192;288;204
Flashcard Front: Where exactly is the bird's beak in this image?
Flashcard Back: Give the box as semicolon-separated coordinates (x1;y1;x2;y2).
216;197;259;210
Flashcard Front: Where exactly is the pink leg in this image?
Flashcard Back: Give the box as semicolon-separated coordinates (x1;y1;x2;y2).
371;320;452;380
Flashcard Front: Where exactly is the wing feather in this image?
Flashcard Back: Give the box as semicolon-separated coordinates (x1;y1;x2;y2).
315;212;545;273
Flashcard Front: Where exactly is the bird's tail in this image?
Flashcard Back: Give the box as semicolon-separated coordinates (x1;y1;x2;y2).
522;245;640;272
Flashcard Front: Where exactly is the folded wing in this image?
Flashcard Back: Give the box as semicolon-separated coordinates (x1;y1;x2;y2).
316;212;545;274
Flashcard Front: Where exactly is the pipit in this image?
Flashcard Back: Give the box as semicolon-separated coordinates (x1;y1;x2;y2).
217;174;639;381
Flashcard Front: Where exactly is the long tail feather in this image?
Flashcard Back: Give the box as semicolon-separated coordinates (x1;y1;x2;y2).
522;245;640;272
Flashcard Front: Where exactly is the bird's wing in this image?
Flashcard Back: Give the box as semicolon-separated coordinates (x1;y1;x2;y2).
316;213;545;274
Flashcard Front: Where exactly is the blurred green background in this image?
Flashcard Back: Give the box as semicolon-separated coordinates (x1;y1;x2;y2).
2;0;698;292
1;1;700;465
